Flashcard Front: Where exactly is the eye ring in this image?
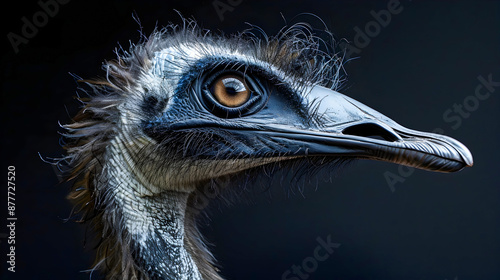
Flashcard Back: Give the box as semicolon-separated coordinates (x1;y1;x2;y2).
201;71;266;118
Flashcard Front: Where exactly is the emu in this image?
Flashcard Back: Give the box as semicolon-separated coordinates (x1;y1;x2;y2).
61;21;473;279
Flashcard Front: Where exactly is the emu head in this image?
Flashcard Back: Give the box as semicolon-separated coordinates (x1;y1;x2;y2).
63;22;473;279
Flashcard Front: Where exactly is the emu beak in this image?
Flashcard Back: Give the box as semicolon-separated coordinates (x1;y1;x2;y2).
264;86;473;172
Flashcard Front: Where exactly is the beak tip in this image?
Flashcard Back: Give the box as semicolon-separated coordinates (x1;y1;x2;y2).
455;141;474;168
463;154;474;168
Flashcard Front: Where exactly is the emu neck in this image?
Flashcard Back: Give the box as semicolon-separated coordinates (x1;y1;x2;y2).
127;191;201;279
104;138;203;279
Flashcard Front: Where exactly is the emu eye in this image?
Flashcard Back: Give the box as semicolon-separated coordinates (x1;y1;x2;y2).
201;71;266;118
211;75;251;107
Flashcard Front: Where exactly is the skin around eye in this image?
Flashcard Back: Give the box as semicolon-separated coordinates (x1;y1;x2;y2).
212;75;251;107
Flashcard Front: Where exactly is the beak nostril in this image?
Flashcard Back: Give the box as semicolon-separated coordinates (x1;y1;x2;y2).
342;123;400;142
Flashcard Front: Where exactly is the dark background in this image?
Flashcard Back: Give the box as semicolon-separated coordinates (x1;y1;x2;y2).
1;0;499;279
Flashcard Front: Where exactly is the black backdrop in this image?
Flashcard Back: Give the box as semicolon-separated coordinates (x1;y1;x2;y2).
1;1;499;279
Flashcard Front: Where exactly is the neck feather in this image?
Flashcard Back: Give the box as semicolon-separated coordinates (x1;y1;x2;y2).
95;137;205;279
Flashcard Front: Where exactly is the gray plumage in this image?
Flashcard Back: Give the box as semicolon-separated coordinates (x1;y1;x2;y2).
59;18;472;280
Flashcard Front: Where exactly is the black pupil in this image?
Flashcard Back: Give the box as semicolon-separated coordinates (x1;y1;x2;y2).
225;86;238;95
